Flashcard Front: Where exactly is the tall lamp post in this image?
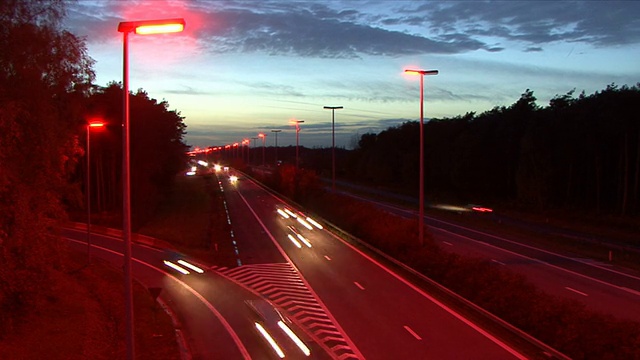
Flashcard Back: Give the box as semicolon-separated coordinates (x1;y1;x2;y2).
271;129;281;165
242;139;250;163
323;106;343;191
258;133;266;166
118;18;185;360
404;68;438;247
289;119;304;170
86;120;104;264
251;137;259;164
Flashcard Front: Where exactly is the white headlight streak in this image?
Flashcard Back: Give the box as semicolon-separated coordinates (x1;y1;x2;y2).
284;208;297;218
255;323;285;358
177;260;204;274
163;260;190;275
306;217;323;230
287;234;302;248
277;321;311;356
276;209;290;219
296;217;313;230
296;234;312;248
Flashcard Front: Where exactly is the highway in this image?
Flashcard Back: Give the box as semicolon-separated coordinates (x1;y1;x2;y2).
218;170;529;359
64;228;332;359
335;190;640;323
64;165;613;359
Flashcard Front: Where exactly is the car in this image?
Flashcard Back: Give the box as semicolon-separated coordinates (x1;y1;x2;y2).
245;299;311;358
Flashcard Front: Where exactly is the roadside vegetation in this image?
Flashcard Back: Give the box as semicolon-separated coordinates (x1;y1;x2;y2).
0;250;179;359
0;1;186;356
246;164;640;359
137;173;236;266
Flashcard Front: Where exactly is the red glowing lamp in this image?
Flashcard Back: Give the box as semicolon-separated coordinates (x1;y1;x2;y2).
118;18;185;35
88;121;105;128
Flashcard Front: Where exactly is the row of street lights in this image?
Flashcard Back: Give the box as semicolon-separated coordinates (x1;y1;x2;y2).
88;16;436;360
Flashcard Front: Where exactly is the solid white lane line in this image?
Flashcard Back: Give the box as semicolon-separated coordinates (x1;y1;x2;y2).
235;187;366;360
435;227;636;296
354;282;365;290
66;238;251;359
404;325;422;340
565;287;589;297
442;241;453;246
431;218;640;282
491;259;505;265
324;231;528;359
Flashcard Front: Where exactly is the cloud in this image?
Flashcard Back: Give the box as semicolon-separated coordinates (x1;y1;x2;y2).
165;85;212;96
67;1;640;62
525;46;544;52
410;1;640;48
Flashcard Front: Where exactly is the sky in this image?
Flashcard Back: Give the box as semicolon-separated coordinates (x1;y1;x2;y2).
64;0;640;149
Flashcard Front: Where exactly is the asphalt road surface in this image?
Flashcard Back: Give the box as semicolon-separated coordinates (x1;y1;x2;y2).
334;191;640;323
216;171;528;359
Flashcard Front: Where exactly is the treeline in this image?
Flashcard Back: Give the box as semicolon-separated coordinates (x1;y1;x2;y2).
79;83;189;227
0;0;188;338
345;86;640;215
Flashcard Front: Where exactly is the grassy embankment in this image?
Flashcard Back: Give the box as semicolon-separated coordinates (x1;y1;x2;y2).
0;250;179;359
137;174;236;266
0;174;232;359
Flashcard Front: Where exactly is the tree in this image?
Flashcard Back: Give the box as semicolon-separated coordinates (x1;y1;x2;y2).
0;0;94;335
82;83;189;228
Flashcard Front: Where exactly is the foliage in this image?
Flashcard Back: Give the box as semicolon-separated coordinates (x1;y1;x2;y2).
81;83;189;228
343;86;640;215
0;0;94;337
302;190;640;358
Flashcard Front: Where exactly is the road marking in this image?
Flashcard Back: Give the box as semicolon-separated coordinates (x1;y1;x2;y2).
235;187;364;360
354;282;365;290
324;255;331;261
66;238;251;359
621;287;640;296
323;233;528;359
442;241;453;246
431;218;640;282
404;325;422;340
434;227;635;296
565;287;588;297
491;259;505;265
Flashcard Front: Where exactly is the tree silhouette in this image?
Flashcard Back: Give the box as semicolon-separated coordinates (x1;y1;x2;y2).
0;0;94;334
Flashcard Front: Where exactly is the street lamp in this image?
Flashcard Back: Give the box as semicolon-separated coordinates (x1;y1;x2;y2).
289;119;304;170
251;137;259;164
86;120;104;264
258;133;266;166
323;106;343;191
118;17;185;360
404;68;438;247
271;129;281;165
242;139;250;163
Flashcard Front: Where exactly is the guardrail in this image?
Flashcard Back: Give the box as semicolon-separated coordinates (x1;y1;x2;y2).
67;221;177;251
238;169;571;360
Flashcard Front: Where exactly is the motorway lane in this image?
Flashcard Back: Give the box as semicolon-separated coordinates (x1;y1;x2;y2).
64;229;330;359
222;172;526;359
336;192;640;322
430;226;640;322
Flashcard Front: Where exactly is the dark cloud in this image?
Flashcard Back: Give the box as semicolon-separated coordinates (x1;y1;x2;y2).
67;1;640;59
196;6;495;57
408;1;640;47
525;46;544;52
